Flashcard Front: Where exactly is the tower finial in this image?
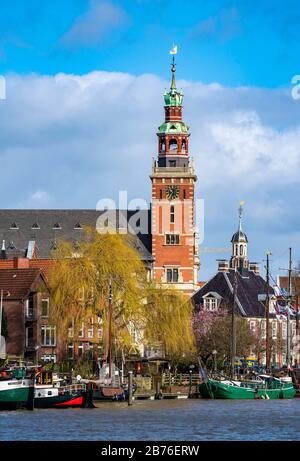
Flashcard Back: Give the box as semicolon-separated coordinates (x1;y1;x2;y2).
169;45;178;90
238;200;245;231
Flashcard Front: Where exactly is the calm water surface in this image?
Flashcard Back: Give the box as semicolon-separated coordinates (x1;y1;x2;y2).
0;399;300;441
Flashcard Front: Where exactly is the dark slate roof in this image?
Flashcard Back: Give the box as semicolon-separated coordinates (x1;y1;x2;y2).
192;268;275;318
0;268;46;300
231;230;248;243
0;209;153;263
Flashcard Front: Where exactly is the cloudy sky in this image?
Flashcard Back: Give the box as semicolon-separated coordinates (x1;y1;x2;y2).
0;0;300;280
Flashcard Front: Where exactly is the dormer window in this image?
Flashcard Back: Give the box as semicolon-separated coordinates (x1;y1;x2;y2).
10;222;18;230
53;223;61;230
8;241;16;250
74;223;82;229
203;292;222;311
32;223;40;229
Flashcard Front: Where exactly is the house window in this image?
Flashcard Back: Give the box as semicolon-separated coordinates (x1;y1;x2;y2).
170;205;175;223
169;160;176;167
67;342;74;359
165;234;180;245
78;342;84;357
41;298;49;318
250;321;256;332
26;327;34;347
159;189;163;199
88;343;94;360
79;322;84;338
41;326;56;346
183;189;186;199
272;322;277;339
87;323;94;339
166;268;179;283
27;295;34;318
203;298;218;311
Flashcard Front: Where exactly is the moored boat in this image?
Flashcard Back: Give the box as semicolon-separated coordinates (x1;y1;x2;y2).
199;374;296;400
0;368;34;410
34;370;91;409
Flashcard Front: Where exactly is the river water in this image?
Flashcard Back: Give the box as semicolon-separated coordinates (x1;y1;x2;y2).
0;399;300;441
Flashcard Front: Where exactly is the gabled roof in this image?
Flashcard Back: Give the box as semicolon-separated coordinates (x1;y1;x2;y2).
0;209;153;263
192;268;275;318
0;268;48;300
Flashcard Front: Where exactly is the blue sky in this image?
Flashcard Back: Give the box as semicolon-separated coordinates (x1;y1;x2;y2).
0;0;300;280
0;0;299;87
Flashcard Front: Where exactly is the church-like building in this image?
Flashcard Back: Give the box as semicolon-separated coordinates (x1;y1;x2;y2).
0;59;200;294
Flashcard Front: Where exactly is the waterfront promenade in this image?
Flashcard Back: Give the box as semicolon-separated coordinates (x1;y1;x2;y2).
1;399;300;441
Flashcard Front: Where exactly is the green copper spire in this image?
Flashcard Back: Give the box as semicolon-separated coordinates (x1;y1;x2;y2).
171;55;176;90
164;55;183;107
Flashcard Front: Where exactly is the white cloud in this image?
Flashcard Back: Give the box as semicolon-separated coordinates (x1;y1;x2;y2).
61;0;129;48
0;69;300;278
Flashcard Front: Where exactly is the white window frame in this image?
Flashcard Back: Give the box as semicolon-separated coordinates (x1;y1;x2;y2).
87;323;94;339
203;298;218;311
78;341;84;357
41;298;50;318
41;325;56;347
67;342;74;359
79;321;84;338
166;267;179;283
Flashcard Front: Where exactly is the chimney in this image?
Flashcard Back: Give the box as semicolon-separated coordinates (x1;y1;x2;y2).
250;262;260;275
0;240;6;260
218;260;229;272
13;257;30;269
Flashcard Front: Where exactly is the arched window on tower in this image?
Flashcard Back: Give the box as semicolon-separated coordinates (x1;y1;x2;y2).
169;139;177;152
161;141;165;152
182;139;186;152
235;245;239;256
240;245;243;256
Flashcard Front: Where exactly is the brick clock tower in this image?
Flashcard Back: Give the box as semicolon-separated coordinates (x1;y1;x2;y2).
150;57;199;294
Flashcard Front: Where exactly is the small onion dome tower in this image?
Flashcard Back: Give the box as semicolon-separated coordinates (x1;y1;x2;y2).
230;201;249;270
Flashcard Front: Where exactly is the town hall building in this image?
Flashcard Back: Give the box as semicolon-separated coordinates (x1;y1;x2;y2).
0;59;200;295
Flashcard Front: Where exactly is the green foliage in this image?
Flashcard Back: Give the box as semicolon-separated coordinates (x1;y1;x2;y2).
194;309;255;366
144;284;196;359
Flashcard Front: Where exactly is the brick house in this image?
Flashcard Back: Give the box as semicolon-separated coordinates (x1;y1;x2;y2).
0;257;60;363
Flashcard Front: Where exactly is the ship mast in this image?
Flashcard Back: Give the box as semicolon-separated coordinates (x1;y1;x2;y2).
265;252;271;373
230;268;237;379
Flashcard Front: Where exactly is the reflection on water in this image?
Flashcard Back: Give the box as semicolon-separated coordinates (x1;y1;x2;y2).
1;399;300;441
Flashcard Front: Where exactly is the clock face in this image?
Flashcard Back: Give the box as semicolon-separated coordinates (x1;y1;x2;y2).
166;185;180;200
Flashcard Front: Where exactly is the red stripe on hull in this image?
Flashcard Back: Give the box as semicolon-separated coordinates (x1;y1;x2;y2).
53;396;84;407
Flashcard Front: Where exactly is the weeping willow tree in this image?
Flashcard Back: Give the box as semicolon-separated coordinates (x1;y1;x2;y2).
49;227;147;358
49;226;195;363
143;284;196;363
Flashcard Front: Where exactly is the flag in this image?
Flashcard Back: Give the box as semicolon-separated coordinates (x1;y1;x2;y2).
170;45;178;55
239;200;245;207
